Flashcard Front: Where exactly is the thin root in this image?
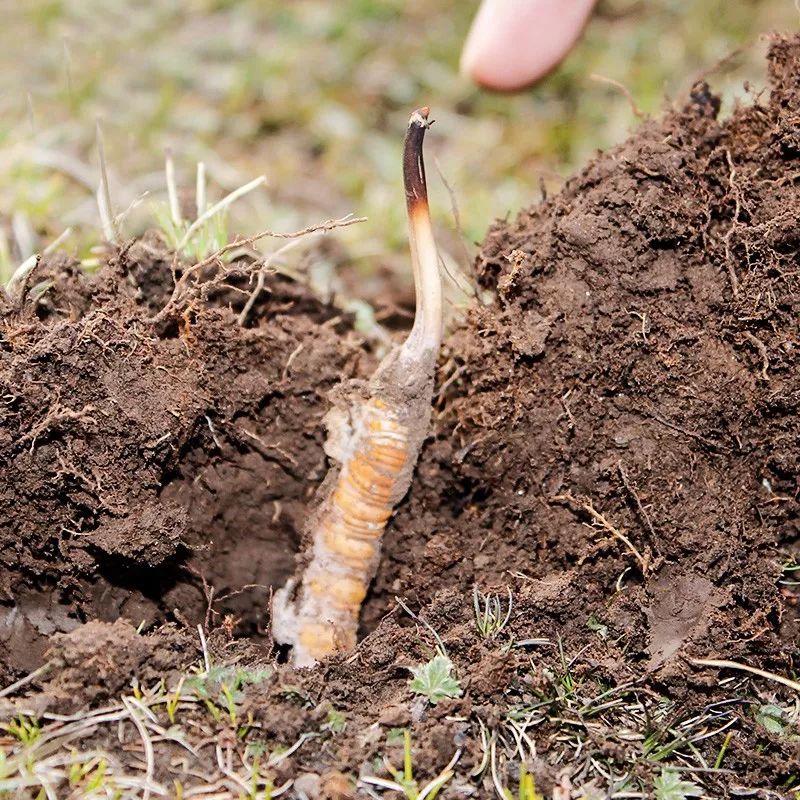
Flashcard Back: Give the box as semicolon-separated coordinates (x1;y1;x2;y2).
552;493;649;574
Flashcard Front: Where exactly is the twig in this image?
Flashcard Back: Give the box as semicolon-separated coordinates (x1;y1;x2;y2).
0;661;53;698
741;331;769;379
241;429;299;472
282;342;304;381
552;493;648;573
20;401;97;451
237;268;267;326
187;566;217;631
237;235;317;326
690;657;800;693
197;624;211;673
395;597;449;657
647;409;731;453
434;363;465;405
114;191;150;232
204;415;222;449
617;461;656;543
559;388;576;430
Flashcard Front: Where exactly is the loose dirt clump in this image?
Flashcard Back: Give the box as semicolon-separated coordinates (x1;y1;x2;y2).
1;34;799;800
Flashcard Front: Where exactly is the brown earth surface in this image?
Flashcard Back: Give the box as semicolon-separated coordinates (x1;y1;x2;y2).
1;34;799;800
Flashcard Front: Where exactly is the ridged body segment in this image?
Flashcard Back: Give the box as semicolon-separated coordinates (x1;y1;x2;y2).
272;397;411;665
271;107;440;667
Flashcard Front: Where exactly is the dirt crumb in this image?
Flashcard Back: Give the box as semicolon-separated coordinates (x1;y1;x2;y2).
41;620;194;712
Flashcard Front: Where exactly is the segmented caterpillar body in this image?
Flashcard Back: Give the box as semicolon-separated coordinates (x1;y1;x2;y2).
272;107;441;667
273;396;416;665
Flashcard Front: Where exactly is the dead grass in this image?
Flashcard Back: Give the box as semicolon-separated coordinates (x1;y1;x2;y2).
3;616;797;799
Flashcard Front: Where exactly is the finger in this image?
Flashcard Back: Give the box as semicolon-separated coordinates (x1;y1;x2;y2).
460;0;597;91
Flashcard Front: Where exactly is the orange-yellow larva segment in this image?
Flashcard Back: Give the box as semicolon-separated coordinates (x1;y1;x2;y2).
332;484;393;524
330;576;368;608
368;417;403;434
346;475;393;502
298;623;337;659
368;396;399;413
364;444;407;470
348;456;395;496
338;514;383;538
340;471;392;505
327;515;379;540
323;526;377;564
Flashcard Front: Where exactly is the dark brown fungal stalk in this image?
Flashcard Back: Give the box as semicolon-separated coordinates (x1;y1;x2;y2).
271;107;442;667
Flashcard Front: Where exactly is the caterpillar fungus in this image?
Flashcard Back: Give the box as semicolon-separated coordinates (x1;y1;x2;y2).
272;107;442;667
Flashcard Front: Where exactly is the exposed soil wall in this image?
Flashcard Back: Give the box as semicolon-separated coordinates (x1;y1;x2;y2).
1;238;371;677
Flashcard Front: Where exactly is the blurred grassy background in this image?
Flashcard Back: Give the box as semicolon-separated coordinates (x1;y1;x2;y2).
0;0;797;296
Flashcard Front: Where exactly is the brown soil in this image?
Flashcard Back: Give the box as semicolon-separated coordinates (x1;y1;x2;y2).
2;35;799;799
0;237;371;676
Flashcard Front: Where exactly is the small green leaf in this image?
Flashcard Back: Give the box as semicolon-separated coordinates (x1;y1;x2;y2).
246;741;269;758
653;769;702;800
755;703;786;735
586;615;608;639
408;655;462;705
324;708;347;734
385;727;406;745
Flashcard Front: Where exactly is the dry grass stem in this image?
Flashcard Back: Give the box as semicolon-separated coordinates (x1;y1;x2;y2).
690;657;800;693
176;175;266;252
165;149;182;227
95;119;118;243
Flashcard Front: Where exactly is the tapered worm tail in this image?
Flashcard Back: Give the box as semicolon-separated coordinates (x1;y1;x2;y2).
272;108;442;667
